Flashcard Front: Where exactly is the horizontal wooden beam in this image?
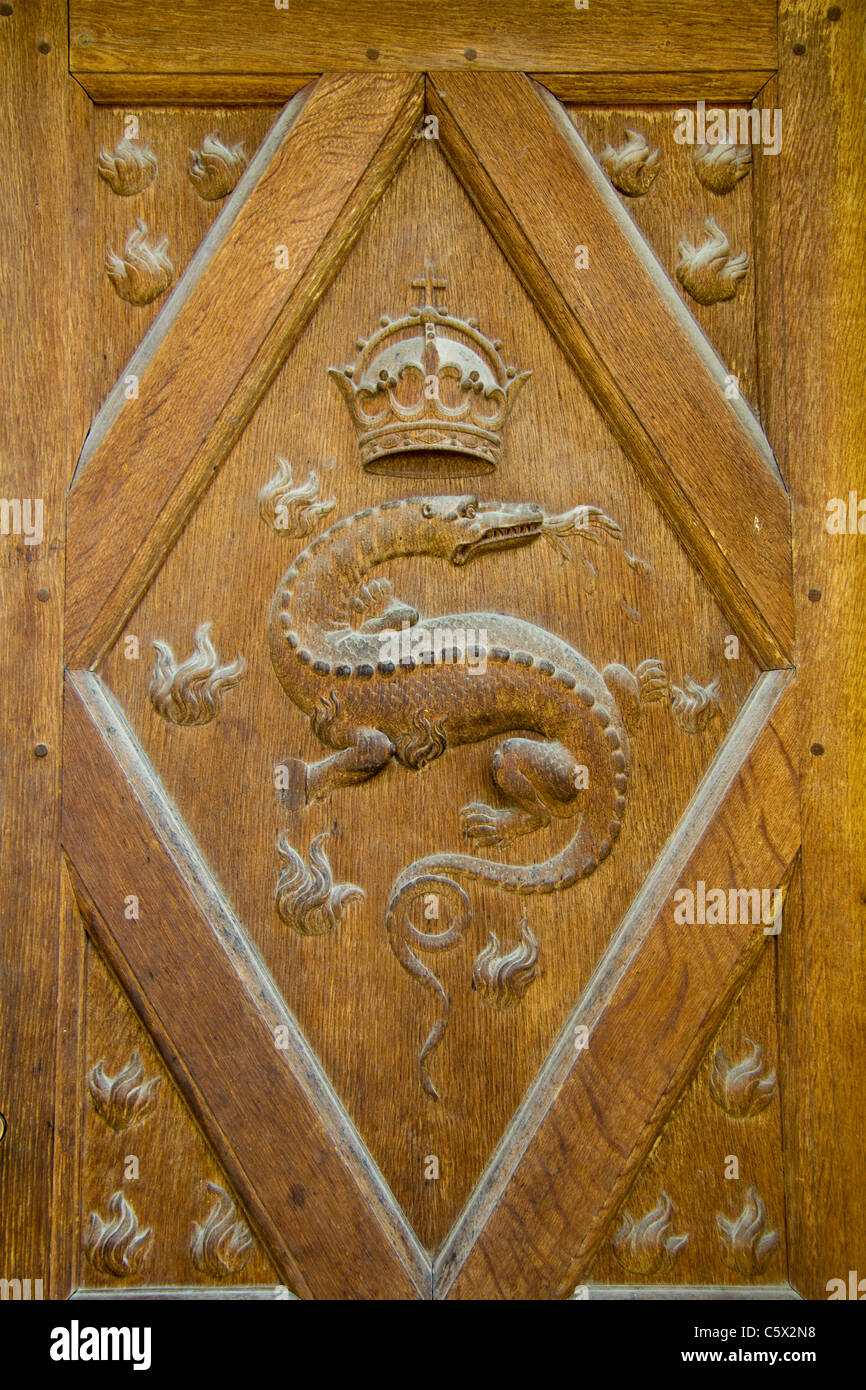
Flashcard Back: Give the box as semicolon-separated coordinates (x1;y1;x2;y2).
66;71;423;668
74;69;776;109
436;671;799;1300
73;72;315;106
70;1;778;77
431;71;794;667
62;671;431;1301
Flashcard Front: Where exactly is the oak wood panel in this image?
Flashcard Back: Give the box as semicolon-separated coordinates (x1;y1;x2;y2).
76;74;315;106
0;0;70;1292
74;71;777;110
66;71;424;667
77;939;279;1292
436;672;799;1299
80;105;281;433
540;73;774;105
50;860;87;1297
751;77;789;486
97;130;762;1250
62;670;431;1300
70;1;778;77
569;105;760;411
587;946;787;1290
429;73;794;669
773;0;866;1302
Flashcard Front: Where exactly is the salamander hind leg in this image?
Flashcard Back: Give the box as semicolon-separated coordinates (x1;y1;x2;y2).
603;659;670;734
461;737;583;848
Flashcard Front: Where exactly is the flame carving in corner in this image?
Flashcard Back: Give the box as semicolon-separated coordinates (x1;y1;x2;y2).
472;917;538;1010
96;138;158;196
612;1192;689;1277
88;1051;161;1131
600;129;661;196
188;132;248;200
106;219;173;305
275;830;364;936
150;622;246;727
258;457;336;537
671;675;722;734
84;1191;151;1278
675;218;749;304
190;1182;253;1278
717;1187;780;1276
693;141;752;194
709;1038;777;1118
540;504;623;562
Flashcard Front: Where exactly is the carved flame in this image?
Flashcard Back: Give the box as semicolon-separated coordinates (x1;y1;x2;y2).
105;219;173;305
671;675;722;734
258;457;336;537
600;129;661;196
693;141;752;194
717;1187;780;1276
190;1183;253;1278
710;1038;777;1118
675;218;749;304
96;137;157;196
275;830;364;936
472;917;538;1010
84;1191;151;1278
88;1051;161;1131
188;132;248;200
149;622;246;727
612;1192;689;1277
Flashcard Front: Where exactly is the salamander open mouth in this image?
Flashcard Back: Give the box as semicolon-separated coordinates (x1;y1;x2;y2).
453;518;543;565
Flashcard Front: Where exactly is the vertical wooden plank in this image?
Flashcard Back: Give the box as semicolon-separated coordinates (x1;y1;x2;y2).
0;0;69;1290
774;0;866;1300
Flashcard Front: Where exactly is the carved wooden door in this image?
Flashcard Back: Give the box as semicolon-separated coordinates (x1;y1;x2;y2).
26;7;852;1301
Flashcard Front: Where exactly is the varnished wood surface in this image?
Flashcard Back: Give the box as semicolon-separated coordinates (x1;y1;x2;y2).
70;1;778;78
773;0;866;1301
430;73;793;668
0;0;70;1292
437;673;799;1298
62;671;430;1300
97;129;764;1250
66;72;424;668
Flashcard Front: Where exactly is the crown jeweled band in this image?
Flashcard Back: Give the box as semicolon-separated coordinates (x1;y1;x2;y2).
328;264;532;476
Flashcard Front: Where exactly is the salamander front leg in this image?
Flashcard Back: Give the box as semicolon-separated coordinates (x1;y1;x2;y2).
279;728;394;809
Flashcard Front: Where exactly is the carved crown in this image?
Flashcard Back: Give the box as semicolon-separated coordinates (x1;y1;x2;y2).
328;264;531;475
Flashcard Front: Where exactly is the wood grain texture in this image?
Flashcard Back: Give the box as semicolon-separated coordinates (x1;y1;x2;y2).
66;71;424;667
772;0;866;1300
587;946;787;1290
430;73;793;669
77;939;280;1293
436;672;799;1299
540;73;774;104
569;105;760;410
96;130;762;1251
76;74;314;106
79;105;281;436
0;0;70;1293
62;670;431;1300
69;1;778;77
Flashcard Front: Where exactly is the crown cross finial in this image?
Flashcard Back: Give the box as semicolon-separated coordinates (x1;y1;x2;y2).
411;262;447;308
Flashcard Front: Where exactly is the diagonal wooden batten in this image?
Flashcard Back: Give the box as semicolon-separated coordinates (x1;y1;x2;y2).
430;72;794;669
435;669;799;1300
66;71;424;669
62;670;431;1301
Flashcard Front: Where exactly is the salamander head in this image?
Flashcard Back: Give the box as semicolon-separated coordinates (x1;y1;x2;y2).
416;495;544;565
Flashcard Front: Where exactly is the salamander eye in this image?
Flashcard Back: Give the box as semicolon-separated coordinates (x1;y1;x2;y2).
421;501;435;518
461;498;478;518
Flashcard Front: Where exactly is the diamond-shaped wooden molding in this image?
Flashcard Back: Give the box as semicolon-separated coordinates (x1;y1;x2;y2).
62;73;798;1300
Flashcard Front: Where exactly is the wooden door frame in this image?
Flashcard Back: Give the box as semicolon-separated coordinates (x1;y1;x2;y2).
2;0;862;1302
